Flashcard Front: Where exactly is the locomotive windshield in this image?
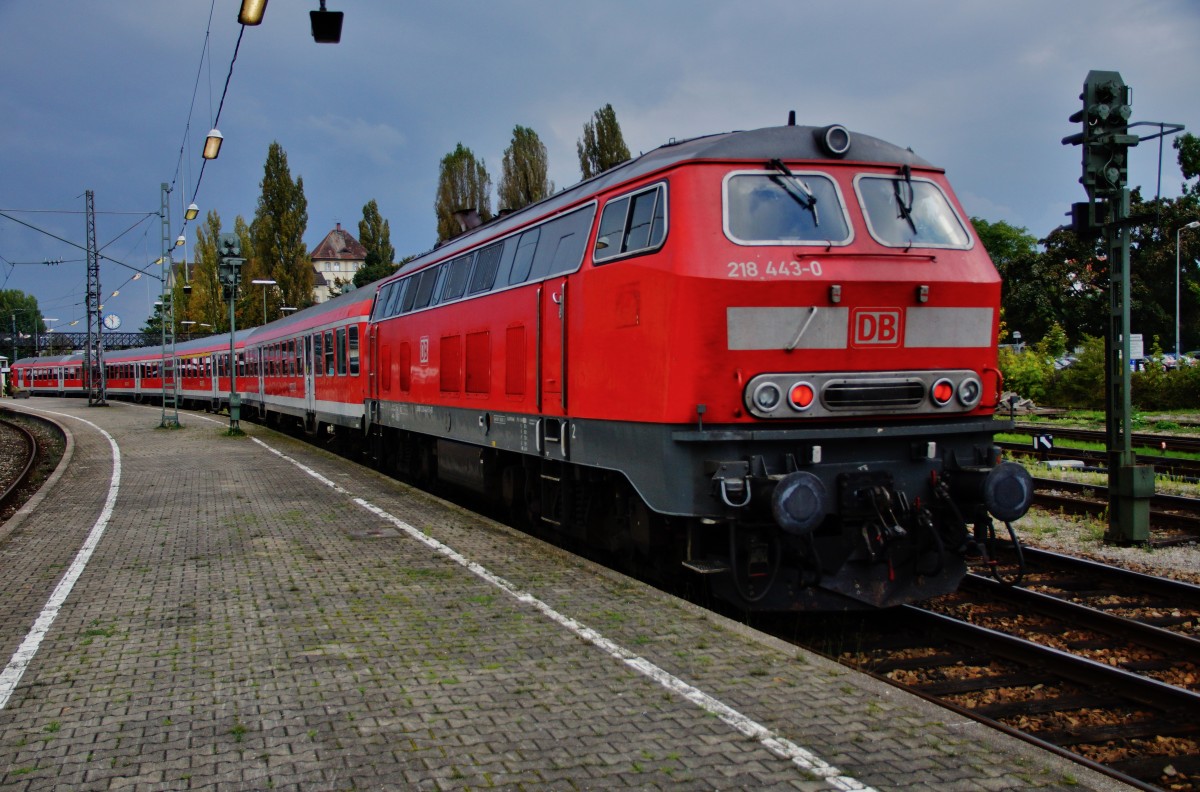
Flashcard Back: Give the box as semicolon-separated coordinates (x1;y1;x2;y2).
855;174;971;249
723;171;851;246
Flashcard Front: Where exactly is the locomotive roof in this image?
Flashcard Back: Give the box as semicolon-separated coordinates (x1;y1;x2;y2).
393;124;936;274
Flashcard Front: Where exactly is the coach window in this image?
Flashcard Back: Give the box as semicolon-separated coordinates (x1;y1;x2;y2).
348;327;360;375
440;254;474;303
854;174;971;249
337;327;348;375
313;333;324;377
594;184;667;263
723;171;851;245
468;241;505;294
324;330;335;375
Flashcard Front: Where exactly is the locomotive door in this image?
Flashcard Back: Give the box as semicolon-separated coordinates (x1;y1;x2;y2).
537;278;569;461
539;278;567;415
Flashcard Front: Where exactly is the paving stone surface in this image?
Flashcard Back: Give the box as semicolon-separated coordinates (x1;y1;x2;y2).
0;399;1132;790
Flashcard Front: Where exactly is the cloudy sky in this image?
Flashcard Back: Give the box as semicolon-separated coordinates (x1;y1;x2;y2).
2;1;1198;331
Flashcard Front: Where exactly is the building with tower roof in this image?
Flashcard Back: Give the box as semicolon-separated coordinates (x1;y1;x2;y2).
311;223;367;303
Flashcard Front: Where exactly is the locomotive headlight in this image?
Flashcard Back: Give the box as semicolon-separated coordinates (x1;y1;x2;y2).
752;381;782;412
957;376;983;408
930;378;954;406
789;382;816;411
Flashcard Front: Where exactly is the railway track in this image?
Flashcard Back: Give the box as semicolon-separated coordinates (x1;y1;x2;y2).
1031;477;1200;544
1013;423;1200;457
0;415;38;517
0;408;65;525
1004;424;1200;481
780;546;1200;791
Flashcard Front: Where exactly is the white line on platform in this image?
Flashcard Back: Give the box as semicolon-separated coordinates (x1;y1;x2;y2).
251;436;876;791
0;411;121;712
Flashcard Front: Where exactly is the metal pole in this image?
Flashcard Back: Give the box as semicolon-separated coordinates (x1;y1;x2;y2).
1177;222;1200;362
229;288;239;432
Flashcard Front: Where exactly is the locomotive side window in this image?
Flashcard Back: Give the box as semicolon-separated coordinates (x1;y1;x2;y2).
469;241;505;295
400;274;421;313
373;283;394;321
723;171;851;246
854;175;971;249
594;183;667;263
532;205;595;280
410;265;442;311
508;227;541;285
440;253;474;303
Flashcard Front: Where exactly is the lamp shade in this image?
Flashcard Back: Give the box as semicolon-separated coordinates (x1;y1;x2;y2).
175;234;186;248
203;129;224;160
185;203;199;221
239;0;267;25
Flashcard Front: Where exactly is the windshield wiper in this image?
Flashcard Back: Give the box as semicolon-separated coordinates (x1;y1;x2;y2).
767;158;819;227
893;164;917;235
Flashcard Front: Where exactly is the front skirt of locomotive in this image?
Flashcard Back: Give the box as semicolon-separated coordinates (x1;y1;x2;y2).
672;416;1030;611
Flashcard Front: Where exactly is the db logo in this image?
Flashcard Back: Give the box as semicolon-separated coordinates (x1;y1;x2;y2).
851;309;902;347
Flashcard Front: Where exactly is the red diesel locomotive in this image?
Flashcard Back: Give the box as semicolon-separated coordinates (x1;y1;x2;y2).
12;121;1031;610
365;121;1031;610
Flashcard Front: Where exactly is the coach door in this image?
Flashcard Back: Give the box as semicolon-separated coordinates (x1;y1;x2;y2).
304;334;315;414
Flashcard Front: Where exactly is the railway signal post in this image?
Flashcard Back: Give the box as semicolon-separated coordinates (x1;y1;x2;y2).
1063;70;1153;543
217;233;245;434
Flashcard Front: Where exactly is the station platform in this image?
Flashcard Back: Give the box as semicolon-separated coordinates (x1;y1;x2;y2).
0;398;1130;790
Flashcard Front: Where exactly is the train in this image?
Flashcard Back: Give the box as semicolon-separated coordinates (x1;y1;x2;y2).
12;120;1033;611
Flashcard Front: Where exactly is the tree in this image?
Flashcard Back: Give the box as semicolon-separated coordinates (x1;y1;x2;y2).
251;141;313;312
1;290;42;361
188;210;233;331
1175;132;1200;195
435;143;493;243
1123;190;1200;353
577;104;631;180
354;199;398;288
498;125;553;212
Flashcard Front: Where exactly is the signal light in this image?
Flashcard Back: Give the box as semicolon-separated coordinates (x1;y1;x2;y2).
931;379;954;406
789;382;815;411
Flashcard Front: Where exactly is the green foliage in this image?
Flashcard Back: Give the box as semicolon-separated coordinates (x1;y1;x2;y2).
577;104;631;180
1;290;44;361
998;346;1053;403
1176;132;1200;194
435;143;493;243
1040;322;1068;359
251;142;313;311
354;199;397;288
499;126;553;212
1046;336;1106;409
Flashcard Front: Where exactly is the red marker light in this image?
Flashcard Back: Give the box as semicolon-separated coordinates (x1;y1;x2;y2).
789;382;815;410
931;380;954;405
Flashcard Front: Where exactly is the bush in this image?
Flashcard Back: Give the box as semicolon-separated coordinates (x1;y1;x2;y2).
998;346;1053;402
1045;336;1106;409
